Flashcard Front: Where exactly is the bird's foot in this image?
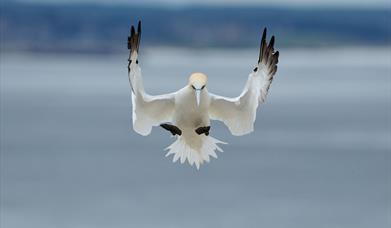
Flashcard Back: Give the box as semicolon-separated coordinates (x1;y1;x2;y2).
160;123;182;136
195;126;210;136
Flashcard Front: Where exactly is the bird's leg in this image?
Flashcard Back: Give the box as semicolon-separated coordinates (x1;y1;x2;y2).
195;126;210;136
160;124;182;136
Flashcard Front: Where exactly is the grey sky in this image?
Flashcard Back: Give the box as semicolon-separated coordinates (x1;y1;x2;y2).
12;0;391;7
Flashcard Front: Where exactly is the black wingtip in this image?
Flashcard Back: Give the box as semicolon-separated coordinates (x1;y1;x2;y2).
128;21;142;59
259;27;268;63
137;20;141;34
127;36;131;50
262;27;267;41
269;36;275;48
257;26;279;78
131;26;135;36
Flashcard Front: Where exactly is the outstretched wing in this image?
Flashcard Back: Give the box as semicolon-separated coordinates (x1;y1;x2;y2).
127;21;175;136
209;28;279;136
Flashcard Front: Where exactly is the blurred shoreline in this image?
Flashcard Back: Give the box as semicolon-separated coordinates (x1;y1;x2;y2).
1;2;390;54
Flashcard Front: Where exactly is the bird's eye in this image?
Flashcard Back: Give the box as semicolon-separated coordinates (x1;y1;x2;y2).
191;85;196;90
201;85;205;90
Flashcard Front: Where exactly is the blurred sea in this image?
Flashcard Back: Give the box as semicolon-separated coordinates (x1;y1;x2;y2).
1;47;390;228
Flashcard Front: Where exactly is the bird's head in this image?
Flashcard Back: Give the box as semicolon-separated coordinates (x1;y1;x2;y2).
188;72;207;107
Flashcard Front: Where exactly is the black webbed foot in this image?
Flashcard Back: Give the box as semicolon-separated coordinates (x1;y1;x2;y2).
160;124;182;136
195;126;210;136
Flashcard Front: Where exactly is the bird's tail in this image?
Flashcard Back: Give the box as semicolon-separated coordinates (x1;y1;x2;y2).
164;136;227;169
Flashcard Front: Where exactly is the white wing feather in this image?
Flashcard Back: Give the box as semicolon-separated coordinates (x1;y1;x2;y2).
209;28;279;136
127;22;175;136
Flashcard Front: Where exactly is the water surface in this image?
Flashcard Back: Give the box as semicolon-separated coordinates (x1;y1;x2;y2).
1;47;390;228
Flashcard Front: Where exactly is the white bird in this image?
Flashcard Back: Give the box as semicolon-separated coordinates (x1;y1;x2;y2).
127;21;279;169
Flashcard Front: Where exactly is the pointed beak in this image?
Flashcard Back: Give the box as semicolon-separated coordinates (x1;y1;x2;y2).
195;90;201;107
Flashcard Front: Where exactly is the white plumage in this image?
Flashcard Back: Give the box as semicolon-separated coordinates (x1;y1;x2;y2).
127;21;279;169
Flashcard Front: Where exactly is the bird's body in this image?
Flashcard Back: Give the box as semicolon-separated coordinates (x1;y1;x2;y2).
173;86;210;150
127;21;279;169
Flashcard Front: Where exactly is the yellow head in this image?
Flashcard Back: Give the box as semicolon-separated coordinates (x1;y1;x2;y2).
188;72;207;106
188;72;207;89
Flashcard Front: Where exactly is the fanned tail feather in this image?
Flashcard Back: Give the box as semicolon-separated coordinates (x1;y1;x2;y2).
165;136;226;169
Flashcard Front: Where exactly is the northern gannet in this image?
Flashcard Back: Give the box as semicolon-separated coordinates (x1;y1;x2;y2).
127;21;279;169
